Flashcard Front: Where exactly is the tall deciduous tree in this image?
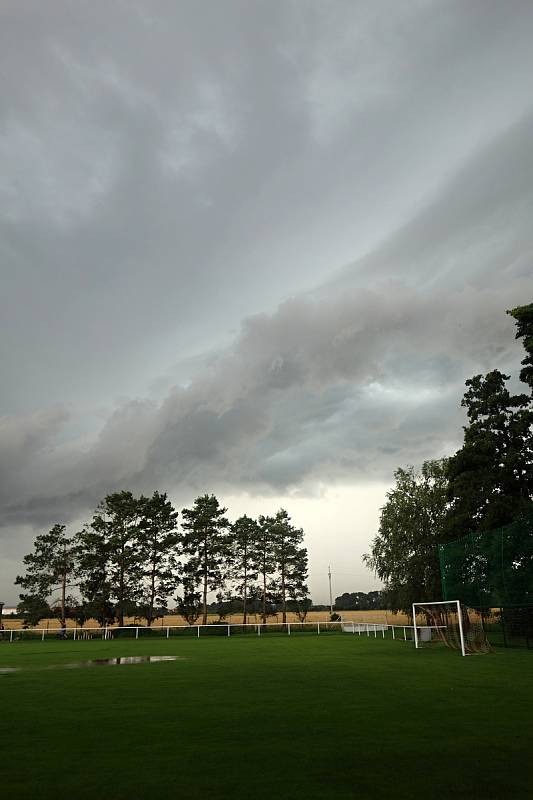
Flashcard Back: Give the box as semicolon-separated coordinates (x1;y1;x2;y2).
508;303;533;391
334;591;384;611
15;523;76;627
138;491;179;626
229;515;260;625
180;494;229;625
364;460;449;615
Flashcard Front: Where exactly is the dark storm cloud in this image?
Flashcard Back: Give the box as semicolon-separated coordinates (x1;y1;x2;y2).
0;407;68;489
330;110;533;294
1;1;533;544
2;0;533;414
1;273;528;529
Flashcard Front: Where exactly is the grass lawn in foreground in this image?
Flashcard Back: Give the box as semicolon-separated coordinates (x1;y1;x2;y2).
1;634;532;800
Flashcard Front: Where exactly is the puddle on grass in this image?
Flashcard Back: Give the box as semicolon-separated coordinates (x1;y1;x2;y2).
0;656;182;673
64;655;180;668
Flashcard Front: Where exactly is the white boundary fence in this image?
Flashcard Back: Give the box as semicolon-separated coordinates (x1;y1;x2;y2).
0;620;442;643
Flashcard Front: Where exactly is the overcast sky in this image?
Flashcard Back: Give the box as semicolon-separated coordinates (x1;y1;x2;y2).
1;0;532;605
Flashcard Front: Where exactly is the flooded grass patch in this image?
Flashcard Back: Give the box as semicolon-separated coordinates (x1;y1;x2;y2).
63;655;181;668
0;654;182;672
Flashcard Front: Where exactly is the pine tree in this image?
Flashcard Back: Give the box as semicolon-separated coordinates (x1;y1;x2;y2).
104;491;145;626
264;509;308;624
77;492;145;627
138;491;179;626
16;594;52;627
180;495;229;625
229;515;260;624
287;548;311;621
76;514;115;626
446;306;533;536
15;523;76;627
445;370;533;536
256;516;276;624
175;575;202;625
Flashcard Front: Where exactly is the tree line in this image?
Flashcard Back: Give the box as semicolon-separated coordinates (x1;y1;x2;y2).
334;591;384;611
15;495;309;628
365;302;533;614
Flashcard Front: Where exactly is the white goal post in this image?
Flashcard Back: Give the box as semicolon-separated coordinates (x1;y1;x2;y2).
413;600;466;657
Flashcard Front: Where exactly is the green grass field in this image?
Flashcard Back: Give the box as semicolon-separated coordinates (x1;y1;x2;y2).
1;635;532;800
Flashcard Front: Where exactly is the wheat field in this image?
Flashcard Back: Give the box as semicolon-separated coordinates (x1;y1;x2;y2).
2;608;411;630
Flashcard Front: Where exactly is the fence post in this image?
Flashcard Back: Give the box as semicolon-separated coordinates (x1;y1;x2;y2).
258;624;261;636
42;629;45;641
166;627;170;639
392;626;395;640
317;621;320;635
136;627;139;640
403;626;406;641
10;630;14;642
288;623;291;636
197;625;200;638
366;624;369;637
501;606;508;648
455;599;466;657
227;625;230;637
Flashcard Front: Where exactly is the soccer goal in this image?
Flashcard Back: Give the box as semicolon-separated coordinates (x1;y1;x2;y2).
413;600;490;656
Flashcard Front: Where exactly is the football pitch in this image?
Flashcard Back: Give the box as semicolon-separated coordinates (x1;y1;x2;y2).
1;635;532;799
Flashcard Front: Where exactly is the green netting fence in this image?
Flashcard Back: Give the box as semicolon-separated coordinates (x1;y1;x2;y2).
439;511;533;648
438;511;533;608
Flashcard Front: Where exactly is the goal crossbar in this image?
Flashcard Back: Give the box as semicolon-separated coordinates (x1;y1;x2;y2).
413;600;466;656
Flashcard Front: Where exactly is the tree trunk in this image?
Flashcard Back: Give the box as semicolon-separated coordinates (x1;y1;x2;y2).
202;530;208;625
202;574;208;626
148;556;156;627
281;568;286;624
119;555;125;628
202;534;208;626
262;571;267;625
243;563;248;625
61;569;66;628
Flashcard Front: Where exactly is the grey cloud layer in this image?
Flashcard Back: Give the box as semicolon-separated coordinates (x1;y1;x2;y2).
2;1;533;415
1;274;527;529
331;111;533;295
1;2;533;539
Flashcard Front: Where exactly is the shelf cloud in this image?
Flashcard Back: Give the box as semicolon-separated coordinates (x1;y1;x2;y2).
1;1;533;599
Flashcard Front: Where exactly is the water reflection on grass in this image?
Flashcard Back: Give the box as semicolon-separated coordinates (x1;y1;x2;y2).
1;655;183;673
65;655;181;668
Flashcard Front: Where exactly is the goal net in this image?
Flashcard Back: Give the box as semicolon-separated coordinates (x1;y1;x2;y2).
413;600;490;656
